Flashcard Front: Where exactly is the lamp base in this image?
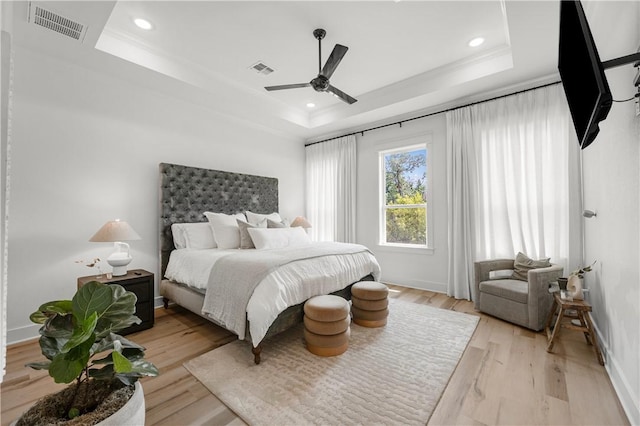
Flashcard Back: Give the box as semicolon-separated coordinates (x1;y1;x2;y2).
107;255;132;277
111;265;128;276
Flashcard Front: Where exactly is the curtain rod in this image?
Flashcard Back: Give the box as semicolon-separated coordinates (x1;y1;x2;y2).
304;80;562;147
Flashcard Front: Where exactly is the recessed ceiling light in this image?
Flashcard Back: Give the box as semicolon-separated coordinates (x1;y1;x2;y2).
306;103;316;108
134;18;153;30
468;37;485;47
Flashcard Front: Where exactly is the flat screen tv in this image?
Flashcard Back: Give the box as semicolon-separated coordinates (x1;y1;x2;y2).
558;0;612;149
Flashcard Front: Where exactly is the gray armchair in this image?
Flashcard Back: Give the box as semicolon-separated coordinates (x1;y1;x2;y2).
474;259;563;331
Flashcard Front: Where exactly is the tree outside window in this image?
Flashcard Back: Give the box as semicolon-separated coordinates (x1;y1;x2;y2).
380;145;428;247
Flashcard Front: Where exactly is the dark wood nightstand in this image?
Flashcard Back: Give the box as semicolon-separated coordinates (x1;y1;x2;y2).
77;269;154;335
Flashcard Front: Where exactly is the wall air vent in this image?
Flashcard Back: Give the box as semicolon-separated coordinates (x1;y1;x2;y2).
249;61;275;75
27;2;87;42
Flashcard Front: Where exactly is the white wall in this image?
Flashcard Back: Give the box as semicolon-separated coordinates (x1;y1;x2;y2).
6;45;305;344
582;2;640;424
356;114;448;292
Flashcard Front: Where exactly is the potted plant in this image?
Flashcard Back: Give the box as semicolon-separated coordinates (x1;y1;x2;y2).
14;281;159;425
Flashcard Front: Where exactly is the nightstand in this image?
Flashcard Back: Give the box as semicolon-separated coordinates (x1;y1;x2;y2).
77;269;154;335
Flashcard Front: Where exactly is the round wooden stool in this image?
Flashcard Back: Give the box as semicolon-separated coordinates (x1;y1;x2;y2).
303;295;350;357
351;281;389;327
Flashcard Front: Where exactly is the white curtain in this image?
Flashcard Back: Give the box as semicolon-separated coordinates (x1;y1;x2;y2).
446;84;582;300
305;135;356;243
0;25;14;382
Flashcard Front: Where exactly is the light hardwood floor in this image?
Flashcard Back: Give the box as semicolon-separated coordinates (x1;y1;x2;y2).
1;285;629;425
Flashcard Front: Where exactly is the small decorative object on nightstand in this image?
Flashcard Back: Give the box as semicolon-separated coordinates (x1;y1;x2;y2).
77;269;154;335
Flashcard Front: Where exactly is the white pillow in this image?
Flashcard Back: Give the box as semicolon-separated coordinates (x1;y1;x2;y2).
183;223;216;249
171;223;217;249
247;227;311;250
171;223;188;249
245;211;282;226
204;212;246;249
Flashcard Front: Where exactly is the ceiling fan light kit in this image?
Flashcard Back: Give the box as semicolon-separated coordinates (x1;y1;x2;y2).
265;28;357;105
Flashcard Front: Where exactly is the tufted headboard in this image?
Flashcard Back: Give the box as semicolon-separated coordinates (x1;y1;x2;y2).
158;163;278;277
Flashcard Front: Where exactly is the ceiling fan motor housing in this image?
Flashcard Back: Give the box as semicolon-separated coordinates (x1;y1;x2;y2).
313;28;326;40
311;75;330;92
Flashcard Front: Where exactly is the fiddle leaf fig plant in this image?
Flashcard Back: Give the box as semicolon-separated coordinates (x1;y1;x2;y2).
26;281;158;419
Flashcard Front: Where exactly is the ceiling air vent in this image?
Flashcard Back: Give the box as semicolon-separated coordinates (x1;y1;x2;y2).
27;2;87;42
249;61;275;75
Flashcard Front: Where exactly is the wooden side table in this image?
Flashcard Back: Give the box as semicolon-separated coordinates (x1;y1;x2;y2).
77;269;154;335
545;292;604;365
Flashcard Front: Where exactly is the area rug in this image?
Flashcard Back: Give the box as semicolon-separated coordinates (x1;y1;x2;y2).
184;298;479;425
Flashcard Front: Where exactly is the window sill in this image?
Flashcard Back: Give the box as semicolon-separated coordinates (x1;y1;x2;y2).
376;244;435;255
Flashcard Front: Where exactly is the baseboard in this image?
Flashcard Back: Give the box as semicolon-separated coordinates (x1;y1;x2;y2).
7;323;40;346
380;278;447;294
592;320;639;425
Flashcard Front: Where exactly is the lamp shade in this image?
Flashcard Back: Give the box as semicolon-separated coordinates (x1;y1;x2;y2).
89;220;141;242
291;216;312;229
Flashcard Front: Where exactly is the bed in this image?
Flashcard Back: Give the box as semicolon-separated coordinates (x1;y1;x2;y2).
158;163;381;364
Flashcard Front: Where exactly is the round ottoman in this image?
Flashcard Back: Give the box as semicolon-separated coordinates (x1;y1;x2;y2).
303;295;350;357
351;281;389;328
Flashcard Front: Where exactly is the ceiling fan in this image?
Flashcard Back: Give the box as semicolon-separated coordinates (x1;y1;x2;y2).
265;28;357;105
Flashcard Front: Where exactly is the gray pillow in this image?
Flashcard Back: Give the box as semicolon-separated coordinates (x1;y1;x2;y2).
267;218;290;228
237;219;266;249
511;252;551;281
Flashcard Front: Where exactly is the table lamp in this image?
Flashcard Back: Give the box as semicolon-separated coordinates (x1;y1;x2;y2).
290;216;312;229
89;219;141;276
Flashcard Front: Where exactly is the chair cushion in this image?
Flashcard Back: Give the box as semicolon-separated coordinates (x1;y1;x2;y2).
511;252;551;281
479;279;528;304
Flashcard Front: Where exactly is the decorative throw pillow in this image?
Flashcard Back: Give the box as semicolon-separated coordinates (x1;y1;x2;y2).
246;211;282;226
267;218;290;228
237;219;267;249
203;212;246;249
511;252;551;281
247;227;311;250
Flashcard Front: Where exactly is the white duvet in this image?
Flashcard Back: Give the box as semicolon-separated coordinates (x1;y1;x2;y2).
165;244;381;346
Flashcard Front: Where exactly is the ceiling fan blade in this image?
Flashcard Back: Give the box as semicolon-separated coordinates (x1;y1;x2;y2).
265;83;311;91
327;85;357;104
320;44;348;79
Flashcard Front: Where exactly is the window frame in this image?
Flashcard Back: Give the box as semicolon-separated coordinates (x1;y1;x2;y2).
378;141;433;250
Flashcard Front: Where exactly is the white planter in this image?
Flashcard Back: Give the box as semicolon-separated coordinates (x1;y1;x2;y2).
12;381;145;426
98;381;145;426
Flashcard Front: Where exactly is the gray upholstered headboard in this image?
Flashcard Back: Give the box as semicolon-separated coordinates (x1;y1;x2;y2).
158;163;278;277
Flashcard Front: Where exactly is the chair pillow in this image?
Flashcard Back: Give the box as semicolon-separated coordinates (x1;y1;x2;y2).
511;252;551;281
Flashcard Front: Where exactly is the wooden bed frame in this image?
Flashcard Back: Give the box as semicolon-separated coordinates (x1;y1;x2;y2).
158;163;372;364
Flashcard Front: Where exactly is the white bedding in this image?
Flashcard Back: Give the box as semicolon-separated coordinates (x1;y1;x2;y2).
165;244;381;346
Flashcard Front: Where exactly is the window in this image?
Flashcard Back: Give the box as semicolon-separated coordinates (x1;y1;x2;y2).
379;143;431;248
